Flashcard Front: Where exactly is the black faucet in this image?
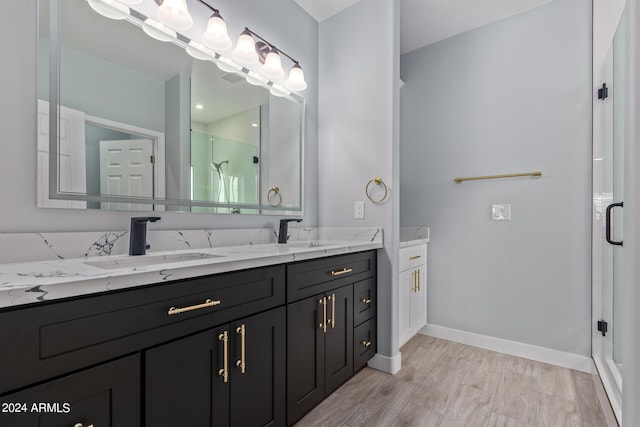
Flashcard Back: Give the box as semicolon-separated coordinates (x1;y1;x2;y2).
129;217;161;255
278;218;302;244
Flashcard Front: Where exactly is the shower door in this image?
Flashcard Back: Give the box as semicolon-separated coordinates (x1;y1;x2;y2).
592;3;625;423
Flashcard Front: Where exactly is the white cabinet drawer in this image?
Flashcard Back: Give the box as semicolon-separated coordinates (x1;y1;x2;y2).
399;244;426;271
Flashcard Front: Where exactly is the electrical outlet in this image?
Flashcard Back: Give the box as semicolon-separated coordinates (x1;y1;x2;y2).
354;201;365;219
491;204;511;221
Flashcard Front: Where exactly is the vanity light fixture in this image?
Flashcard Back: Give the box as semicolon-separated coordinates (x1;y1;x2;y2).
202;10;232;51
155;0;193;30
86;0;130;20
232;27;307;92
142;18;177;42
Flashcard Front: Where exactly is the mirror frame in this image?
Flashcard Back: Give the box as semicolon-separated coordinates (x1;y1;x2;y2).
43;0;305;214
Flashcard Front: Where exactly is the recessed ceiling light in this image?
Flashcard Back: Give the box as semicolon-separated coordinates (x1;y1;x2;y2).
251;123;259;127
195;104;204;110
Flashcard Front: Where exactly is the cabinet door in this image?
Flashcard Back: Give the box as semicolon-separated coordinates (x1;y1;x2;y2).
230;307;285;427
398;268;414;347
0;355;139;427
145;328;229;427
411;265;427;335
287;295;325;425
325;285;354;394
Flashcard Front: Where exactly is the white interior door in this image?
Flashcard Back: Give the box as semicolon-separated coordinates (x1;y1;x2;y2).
37;100;86;209
99;139;154;211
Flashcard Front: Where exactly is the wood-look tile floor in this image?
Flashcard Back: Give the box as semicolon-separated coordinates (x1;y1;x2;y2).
295;335;615;427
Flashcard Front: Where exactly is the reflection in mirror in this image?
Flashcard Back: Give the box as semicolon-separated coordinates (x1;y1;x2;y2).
37;0;304;214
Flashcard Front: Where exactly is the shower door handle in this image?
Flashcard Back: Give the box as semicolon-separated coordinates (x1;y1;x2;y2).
605;202;623;246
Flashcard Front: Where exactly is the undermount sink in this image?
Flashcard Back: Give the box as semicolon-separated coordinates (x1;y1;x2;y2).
85;252;224;270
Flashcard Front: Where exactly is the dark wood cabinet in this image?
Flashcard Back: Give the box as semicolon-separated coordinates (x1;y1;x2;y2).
0;355;140;427
145;306;286;427
0;250;377;427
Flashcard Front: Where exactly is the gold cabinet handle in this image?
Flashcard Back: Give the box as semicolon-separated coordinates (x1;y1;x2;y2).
409;255;422;260
168;298;221;316
218;331;229;383
417;269;421;292
361;298;371;304
412;270;416;293
235;324;246;374
361;340;372;347
331;293;336;329
322;297;327;333
331;268;353;276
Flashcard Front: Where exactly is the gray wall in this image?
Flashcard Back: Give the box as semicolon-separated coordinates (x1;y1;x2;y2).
319;0;400;361
1;0;318;232
399;0;592;355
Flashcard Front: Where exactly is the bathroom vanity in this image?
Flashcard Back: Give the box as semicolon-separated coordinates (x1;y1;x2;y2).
0;242;379;427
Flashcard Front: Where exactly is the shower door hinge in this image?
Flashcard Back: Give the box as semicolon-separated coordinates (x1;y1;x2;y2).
597;320;608;337
598;83;609;100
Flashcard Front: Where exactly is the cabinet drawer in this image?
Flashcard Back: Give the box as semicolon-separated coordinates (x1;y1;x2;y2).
353;318;377;372
0;354;140;427
353;278;376;326
0;265;284;395
287;251;376;303
399;245;426;271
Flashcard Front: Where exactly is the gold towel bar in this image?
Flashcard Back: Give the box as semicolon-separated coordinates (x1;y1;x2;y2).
454;171;542;184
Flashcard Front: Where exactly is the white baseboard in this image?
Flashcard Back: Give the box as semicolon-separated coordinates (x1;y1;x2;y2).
420;324;593;373
368;352;402;374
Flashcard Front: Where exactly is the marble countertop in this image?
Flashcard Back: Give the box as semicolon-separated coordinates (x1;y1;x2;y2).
399;227;430;248
0;240;382;310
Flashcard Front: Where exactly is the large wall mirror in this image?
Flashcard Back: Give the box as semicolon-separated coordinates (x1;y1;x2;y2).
38;0;304;214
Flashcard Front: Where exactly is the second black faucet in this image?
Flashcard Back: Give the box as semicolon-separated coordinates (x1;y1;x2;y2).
129;217;161;255
278;218;302;244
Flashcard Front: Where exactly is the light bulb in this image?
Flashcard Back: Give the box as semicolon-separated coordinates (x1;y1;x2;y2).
232;30;258;64
202;12;232;52
87;0;130;20
262;48;284;79
285;63;307;91
157;0;193;30
142;18;177;42
186;41;215;61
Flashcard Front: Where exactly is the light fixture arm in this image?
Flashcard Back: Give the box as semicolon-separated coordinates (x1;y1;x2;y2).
243;27;299;65
153;0;220;14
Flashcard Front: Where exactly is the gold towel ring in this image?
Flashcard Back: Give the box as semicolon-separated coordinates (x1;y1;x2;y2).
365;177;388;204
267;187;282;207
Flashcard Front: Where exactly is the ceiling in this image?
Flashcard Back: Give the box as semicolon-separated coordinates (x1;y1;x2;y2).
295;0;553;54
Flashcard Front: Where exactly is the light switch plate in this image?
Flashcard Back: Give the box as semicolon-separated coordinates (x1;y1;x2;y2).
354;201;365;219
491;204;511;221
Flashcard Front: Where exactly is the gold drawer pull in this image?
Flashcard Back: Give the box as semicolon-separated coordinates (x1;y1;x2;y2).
331;293;336;328
361;298;372;304
218;331;229;383
361;340;372;347
331;268;353;276
409;255;422;260
168;299;221;316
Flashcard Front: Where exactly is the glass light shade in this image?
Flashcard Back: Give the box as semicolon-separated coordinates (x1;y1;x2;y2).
202;13;232;51
119;0;142;4
232;32;258;64
87;0;130;20
269;84;291;98
261;49;284;79
142;18;177;42
186;41;215;61
157;0;193;30
216;56;243;73
285;64;307;91
245;71;269;86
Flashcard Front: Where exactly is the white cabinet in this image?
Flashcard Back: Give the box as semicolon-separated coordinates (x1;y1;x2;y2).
399;243;427;347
